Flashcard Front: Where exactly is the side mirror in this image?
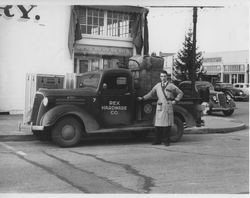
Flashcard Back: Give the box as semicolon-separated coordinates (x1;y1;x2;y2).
79;82;84;88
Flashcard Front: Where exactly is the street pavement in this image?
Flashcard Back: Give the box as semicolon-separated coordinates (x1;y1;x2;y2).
0;114;247;142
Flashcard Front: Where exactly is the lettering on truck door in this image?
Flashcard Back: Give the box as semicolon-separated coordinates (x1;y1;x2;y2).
100;74;134;126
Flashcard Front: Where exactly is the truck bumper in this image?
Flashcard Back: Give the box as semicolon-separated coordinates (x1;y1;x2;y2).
18;122;44;132
211;107;236;111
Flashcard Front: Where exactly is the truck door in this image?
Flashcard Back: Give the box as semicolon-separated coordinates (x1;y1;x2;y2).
100;73;134;127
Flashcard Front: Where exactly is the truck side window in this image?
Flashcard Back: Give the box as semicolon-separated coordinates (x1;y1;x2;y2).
102;75;129;94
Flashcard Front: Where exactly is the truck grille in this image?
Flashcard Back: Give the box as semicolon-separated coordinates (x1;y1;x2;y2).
218;93;227;107
30;93;44;124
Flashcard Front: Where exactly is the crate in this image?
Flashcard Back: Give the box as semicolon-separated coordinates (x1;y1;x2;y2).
129;55;164;95
23;73;64;124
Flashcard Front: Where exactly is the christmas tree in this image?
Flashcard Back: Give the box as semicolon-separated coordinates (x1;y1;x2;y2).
172;28;205;84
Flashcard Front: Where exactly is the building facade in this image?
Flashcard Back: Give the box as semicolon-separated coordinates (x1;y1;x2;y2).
203;50;249;84
0;5;148;114
72;6;149;73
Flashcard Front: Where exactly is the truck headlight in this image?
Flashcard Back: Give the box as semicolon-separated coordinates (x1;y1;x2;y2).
226;95;231;100
42;97;48;106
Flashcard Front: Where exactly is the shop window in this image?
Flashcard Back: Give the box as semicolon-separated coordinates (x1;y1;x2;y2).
238;74;245;83
223;74;229;83
231;74;237;84
78;7;132;38
103;59;112;70
90;59;100;71
79;60;88;73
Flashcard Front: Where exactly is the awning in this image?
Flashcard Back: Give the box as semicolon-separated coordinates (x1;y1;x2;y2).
82;6;149;14
74;44;133;57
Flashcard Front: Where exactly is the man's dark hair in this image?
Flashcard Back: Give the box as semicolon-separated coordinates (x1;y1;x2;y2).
160;70;168;75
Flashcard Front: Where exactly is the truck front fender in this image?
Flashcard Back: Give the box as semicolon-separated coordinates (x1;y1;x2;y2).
40;105;99;132
173;105;197;127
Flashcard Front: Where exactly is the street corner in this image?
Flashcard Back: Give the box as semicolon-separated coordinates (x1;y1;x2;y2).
184;115;247;134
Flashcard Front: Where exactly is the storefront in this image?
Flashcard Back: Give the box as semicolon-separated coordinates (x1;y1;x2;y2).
0;5;148;114
71;6;149;73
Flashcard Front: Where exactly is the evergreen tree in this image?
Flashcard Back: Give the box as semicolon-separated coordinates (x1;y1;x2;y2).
172;28;204;84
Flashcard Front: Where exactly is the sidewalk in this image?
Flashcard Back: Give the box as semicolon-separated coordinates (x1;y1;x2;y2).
0;114;247;141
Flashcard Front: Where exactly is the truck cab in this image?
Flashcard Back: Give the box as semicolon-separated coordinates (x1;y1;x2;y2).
21;67;207;147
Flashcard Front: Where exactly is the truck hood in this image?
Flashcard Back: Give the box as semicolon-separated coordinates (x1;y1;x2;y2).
37;87;98;97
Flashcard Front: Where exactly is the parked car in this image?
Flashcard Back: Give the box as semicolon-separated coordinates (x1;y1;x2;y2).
233;83;249;95
214;82;248;101
194;81;236;116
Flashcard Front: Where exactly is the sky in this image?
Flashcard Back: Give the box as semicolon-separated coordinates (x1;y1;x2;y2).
147;5;249;54
2;0;249;55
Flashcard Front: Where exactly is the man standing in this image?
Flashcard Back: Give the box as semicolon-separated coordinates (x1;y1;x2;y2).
138;70;183;146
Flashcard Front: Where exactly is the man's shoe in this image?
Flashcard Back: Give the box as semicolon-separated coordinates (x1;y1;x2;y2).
152;142;161;145
164;142;170;146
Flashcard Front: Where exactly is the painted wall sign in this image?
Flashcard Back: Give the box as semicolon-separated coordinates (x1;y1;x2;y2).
0;5;40;20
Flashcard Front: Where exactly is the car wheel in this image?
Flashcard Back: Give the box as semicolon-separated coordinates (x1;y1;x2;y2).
206;109;212;115
170;117;184;142
52;116;84;147
223;109;234;116
32;129;51;141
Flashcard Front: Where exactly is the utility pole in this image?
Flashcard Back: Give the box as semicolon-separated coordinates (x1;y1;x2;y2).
191;7;197;98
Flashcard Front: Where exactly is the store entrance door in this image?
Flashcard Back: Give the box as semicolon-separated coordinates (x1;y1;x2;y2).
231;74;237;84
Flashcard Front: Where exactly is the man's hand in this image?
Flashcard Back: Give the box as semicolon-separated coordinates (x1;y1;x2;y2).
137;97;143;101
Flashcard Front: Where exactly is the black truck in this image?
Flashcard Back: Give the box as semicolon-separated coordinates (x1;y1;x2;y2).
20;57;208;147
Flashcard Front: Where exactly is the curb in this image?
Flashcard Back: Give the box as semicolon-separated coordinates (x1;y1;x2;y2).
184;123;247;134
0;123;247;142
0;135;36;142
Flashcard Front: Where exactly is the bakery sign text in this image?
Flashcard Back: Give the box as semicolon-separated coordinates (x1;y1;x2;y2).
0;5;40;20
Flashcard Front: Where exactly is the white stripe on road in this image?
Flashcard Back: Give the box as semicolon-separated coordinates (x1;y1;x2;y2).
0;142;27;156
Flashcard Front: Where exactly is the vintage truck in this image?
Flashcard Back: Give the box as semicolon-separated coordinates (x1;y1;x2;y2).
20;56;208;147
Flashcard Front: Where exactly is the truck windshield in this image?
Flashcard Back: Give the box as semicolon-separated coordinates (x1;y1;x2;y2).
78;73;100;89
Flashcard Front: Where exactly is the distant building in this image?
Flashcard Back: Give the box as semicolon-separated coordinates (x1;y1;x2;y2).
203;50;249;84
160;50;249;84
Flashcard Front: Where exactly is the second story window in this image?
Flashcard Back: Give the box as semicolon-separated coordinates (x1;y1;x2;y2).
79;8;105;35
78;7;132;38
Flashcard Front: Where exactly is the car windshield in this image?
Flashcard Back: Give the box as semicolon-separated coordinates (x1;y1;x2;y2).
196;82;214;91
220;83;233;88
78;73;100;89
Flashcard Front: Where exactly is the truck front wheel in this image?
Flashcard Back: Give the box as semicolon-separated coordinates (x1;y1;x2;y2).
170;117;184;142
51;116;84;147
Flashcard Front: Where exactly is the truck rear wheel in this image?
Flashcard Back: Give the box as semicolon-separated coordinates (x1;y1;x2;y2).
170;117;184;142
223;109;234;116
51;116;84;147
